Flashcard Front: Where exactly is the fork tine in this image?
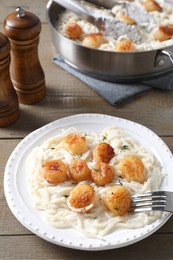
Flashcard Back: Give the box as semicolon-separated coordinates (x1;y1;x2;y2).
131;191;166;199
131;205;166;213
132;195;166;203
130;191;173;213
130;191;168;213
132;197;166;203
131;200;166;208
130;201;166;212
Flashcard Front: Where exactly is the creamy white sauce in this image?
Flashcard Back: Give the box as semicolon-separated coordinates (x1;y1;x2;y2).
27;126;165;238
57;0;173;51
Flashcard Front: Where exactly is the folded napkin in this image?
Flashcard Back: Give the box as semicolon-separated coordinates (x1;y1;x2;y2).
53;54;173;105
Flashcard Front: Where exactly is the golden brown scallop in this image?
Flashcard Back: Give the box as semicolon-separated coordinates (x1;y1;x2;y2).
103;186;131;216
42;160;68;184
142;0;162;12
93;142;115;163
68;183;96;209
65;22;83;39
115;39;136;52
82;32;104;48
153;25;173;41
69;159;92;182
119;156;146;183
118;14;136;25
91;162;114;186
63;134;88;156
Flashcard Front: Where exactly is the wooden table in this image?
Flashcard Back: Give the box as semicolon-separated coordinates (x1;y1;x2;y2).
1;1;173;259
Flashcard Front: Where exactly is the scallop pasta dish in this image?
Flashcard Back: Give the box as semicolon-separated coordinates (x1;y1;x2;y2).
27;126;165;238
57;0;173;52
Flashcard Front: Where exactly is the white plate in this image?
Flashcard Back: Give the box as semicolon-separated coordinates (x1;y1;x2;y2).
4;113;173;251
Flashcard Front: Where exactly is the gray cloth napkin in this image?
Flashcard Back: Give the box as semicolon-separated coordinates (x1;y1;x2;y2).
53;54;173;105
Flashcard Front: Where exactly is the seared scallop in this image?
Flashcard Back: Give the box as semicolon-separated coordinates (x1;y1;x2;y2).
91;162;114;186
115;39;136;52
93;142;115;163
82;33;104;48
69;159;92;182
103;186;131;216
118;14;136;25
42;160;68;184
153;25;173;42
119;156;146;183
65;22;83;39
142;0;162;12
68;183;96;210
63;134;88;156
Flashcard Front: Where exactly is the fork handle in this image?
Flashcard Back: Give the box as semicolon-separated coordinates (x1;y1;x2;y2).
53;0;95;23
85;0;116;9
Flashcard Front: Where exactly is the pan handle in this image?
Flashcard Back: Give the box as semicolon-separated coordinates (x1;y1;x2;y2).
155;49;173;67
161;50;173;64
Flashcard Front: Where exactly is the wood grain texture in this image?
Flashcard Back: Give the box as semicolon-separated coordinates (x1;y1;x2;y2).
1;0;173;259
0;0;48;24
0;33;20;127
1;234;173;260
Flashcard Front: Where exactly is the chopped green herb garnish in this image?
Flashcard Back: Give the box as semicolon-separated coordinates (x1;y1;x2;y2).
103;136;107;141
50;147;55;150
93;168;100;172
114;207;119;211
121;145;129;150
118;179;123;186
64;195;69;198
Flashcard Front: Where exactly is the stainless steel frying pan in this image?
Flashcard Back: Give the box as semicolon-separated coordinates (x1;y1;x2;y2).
46;0;173;82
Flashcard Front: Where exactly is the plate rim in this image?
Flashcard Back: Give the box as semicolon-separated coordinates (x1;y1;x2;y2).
4;113;173;251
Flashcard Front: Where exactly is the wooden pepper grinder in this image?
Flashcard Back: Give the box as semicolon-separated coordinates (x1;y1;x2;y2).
0;32;19;127
3;7;46;104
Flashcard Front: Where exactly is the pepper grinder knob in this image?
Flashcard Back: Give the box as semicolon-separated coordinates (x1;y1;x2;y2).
0;32;19;127
16;7;25;17
3;7;46;104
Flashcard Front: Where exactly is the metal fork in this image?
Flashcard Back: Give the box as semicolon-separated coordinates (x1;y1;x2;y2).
130;191;173;213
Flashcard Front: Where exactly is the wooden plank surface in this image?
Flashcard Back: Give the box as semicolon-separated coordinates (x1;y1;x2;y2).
0;0;48;23
1;0;173;259
1;234;173;260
